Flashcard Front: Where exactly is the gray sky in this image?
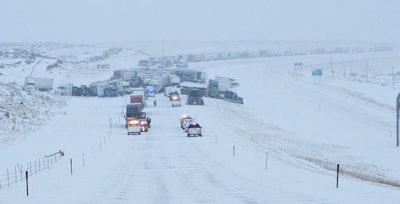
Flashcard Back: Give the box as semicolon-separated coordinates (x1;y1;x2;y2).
0;0;399;43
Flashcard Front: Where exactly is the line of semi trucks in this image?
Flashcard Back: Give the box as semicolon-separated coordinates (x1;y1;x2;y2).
51;68;242;104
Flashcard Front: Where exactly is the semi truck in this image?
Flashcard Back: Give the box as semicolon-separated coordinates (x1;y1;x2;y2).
109;80;132;95
125;103;143;128
224;90;244;104
55;83;73;96
24;77;54;91
186;88;204;105
130;95;144;105
214;76;233;92
130;87;147;106
170;75;181;86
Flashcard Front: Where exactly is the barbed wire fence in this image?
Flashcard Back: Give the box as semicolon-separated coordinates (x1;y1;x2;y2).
0;117;116;194
0;150;64;190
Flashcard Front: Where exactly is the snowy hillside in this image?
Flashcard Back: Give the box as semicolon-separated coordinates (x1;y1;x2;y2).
0;43;149;86
1;41;400;203
0;82;65;146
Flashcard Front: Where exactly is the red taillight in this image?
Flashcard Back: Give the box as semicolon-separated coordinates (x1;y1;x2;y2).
197;128;201;131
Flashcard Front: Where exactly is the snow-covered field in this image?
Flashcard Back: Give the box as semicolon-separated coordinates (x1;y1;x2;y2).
1;41;400;203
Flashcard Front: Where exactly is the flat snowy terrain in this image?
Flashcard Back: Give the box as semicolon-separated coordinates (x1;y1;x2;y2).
0;42;400;203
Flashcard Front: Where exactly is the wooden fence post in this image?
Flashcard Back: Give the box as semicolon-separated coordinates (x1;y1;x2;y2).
25;171;29;196
336;164;340;188
70;159;73;175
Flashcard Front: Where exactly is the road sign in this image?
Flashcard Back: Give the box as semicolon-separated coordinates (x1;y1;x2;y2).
294;62;303;67
312;69;323;76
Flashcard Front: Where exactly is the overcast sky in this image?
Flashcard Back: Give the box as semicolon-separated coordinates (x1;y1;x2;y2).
0;0;399;43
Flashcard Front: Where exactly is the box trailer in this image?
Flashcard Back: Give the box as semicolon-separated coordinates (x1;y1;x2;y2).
24;77;54;91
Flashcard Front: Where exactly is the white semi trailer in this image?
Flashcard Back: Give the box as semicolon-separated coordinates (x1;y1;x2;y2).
24;77;54;91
